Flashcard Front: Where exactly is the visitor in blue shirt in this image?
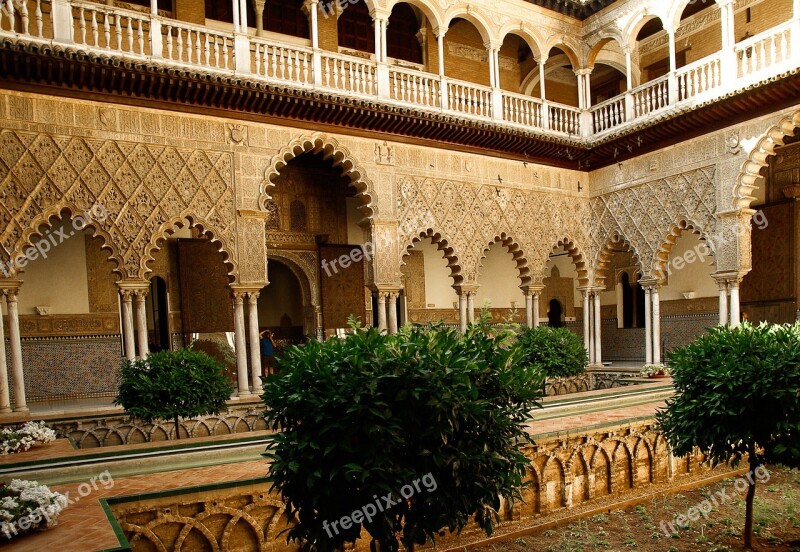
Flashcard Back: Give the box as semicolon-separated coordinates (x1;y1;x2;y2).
260;329;276;376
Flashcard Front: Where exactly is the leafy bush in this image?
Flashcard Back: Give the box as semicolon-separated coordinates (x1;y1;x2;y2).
515;326;588;378
657;322;800;548
115;349;235;440
262;321;544;552
190;338;237;382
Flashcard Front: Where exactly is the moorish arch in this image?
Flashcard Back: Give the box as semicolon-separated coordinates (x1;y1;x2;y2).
143;215;238;283
478;233;531;286
386;0;443;31
530;236;591;286
401;228;463;286
442;7;495;45
261;133;378;221
593;231;643;289
651;219;715;280
6;206;124;280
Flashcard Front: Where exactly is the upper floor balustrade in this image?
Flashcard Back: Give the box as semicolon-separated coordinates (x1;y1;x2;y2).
1;0;798;142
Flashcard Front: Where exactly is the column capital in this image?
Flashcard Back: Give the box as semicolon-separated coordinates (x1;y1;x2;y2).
432;26;447;39
637;277;661;290
116;280;150;293
712;271;746;285
0;279;23;294
369;8;391;21
483;40;502;51
453;284;480;296
231;284;264;294
575;67;593;76
520;284;545;296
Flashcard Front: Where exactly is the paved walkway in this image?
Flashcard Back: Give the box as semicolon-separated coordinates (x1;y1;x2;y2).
1;397;666;551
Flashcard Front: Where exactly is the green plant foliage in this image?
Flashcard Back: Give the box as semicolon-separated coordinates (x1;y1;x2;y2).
190;338;237;382
261;322;545;552
656;322;800;548
114;349;235;439
515;326;588;379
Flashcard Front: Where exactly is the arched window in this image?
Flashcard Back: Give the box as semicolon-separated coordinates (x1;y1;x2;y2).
264;0;309;39
387;4;423;64
338;1;375;53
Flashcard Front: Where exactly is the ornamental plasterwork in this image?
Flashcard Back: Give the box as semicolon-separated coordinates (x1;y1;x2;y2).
589;165;717;282
396;175;591;285
0;130;237;281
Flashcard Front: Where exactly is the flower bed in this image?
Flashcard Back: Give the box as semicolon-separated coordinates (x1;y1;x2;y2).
0;421;57;455
0;479;67;540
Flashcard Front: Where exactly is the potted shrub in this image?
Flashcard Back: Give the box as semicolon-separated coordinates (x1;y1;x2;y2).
641;363;670;378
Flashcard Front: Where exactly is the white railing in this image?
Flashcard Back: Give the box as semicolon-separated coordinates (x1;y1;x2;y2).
677;54;722;102
550;104;581;135
631;76;670;119
447;80;491;118
161;20;234;71
736;20;793;79
1;0;49;38
591;96;626;133
0;0;797;142
502;91;543;127
253;39;313;85
319;51;376;96
72;1;151;56
389;66;441;108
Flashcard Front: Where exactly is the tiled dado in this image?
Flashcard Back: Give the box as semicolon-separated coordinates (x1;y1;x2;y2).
3;313;120;337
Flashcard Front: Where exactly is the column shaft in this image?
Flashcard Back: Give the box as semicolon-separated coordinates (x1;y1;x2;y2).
0;295;9;413
488;47;496;88
310;0;319;49
730;281;741;327
134;290;149;359
582;291;591;356
239;0;248;30
376;293;388;332
652;287;661;364
459;293;468;333
233;294;250;396
247;293;263;394
524;293;533;328
719;282;729;325
539;60;547;99
437;33;445;76
467;292;475;324
533;293;540;328
644;287;653;364
380;19;387;62
6;291;26;412
387;293;399;335
593;293;602;365
121;291;136;361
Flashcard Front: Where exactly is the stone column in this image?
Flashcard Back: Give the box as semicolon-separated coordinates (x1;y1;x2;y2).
488;46;497;88
376;292;388;333
593;291;602;366
576;71;585;109
467;291;476;324
238;0;248;30
666;26;678;102
538;56;547;100
436;30;445;76
717;279;729;326
119;289;136;361
644;285;653;364
309;0;319;48
387;292;399;335
729;279;741;327
582;290;591;358
253;0;265;35
652;285;661;364
231;0;240;32
380;18;387;62
134;287;149;359
5;286;26;412
0;293;10;413
232;291;250;396
247;292;263;394
533;292;541;328
524;291;533;328
458;292;468;333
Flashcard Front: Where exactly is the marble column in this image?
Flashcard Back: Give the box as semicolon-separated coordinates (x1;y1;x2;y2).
134;288;149;359
231;0;240;32
593;291;602;365
652;285;661;364
582;290;591;358
524;291;533;328
644;285;653;364
718;280;729;326
309;0;319;48
387;292;399;335
458;292;468;333
533;292;541;328
5;288;26;412
467;292;475;324
254;0;265;35
247;292;263;394
0;293;10;413
232;292;250;396
376;292;388;333
539;56;547;100
488;46;497;88
238;0;248;30
120;289;136;361
729;279;741;327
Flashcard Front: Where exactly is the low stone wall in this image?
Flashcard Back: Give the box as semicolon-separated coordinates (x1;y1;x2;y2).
544;372;623;396
50;402;268;448
109;420;710;552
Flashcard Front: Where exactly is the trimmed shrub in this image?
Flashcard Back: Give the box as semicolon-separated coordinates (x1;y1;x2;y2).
115;349;235;440
515;326;588;378
262;322;544;552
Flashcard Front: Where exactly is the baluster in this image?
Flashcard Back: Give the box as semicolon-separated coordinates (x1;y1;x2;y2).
137;19;145;54
91;10;99;46
78;8;86;44
213;37;220;68
782;30;789;62
126;18;133;52
254;43;261;75
34;0;42;37
19;0;28;35
334;59;342;89
114;15;123;51
201;33;208;65
176;29;183;62
222;37;229;69
166;25;173;59
103;13;111;48
323;57;330;87
193;31;200;64
422;78;429;105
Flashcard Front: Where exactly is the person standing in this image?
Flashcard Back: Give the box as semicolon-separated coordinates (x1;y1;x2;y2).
260;329;276;376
